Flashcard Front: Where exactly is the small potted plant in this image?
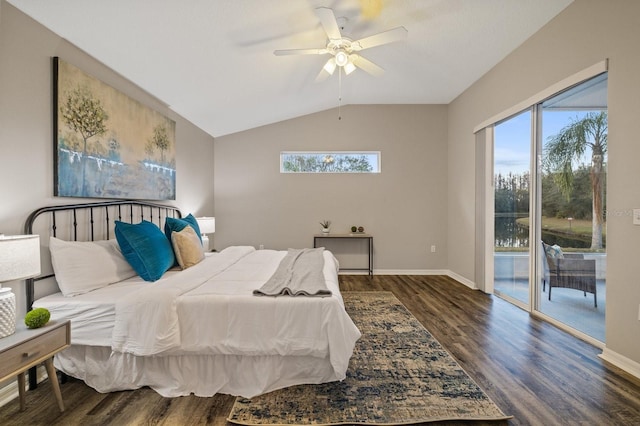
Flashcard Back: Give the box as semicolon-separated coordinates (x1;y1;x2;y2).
320;220;331;233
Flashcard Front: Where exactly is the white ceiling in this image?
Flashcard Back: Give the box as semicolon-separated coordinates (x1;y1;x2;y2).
8;0;572;137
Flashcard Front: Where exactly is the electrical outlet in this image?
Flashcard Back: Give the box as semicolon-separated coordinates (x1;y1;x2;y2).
431;245;436;253
259;244;264;250
633;209;640;225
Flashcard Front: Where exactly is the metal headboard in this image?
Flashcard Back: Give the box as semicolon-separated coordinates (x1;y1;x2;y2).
23;199;182;312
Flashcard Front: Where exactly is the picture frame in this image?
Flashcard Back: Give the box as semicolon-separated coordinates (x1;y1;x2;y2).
53;57;176;200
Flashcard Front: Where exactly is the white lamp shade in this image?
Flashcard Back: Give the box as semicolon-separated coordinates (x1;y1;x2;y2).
196;217;216;235
344;61;356;75
323;58;337;75
0;235;41;282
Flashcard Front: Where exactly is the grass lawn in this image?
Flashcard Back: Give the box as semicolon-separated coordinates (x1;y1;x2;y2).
518;216;605;235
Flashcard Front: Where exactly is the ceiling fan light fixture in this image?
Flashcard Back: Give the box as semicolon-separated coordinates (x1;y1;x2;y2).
344;61;356;75
335;50;349;67
275;7;404;80
323;58;337;75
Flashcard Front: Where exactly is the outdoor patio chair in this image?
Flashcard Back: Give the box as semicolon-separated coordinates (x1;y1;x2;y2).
541;241;597;307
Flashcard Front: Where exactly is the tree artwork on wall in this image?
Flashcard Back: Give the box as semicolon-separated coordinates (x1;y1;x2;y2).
53;57;176;200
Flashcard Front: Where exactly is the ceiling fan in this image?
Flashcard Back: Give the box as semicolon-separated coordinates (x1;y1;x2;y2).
273;7;408;80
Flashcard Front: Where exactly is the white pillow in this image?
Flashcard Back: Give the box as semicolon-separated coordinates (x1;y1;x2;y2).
49;237;138;297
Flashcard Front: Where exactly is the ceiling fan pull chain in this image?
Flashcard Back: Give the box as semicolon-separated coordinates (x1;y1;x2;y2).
338;67;342;120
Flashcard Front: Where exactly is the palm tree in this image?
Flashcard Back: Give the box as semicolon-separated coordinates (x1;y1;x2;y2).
543;111;607;249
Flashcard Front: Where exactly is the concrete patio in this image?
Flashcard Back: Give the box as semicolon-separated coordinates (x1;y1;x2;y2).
494;252;606;342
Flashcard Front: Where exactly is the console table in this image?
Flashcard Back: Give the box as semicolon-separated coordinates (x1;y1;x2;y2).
313;233;373;276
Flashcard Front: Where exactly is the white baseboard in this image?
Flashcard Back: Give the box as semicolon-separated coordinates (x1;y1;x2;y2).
338;269;446;275
0;380;20;409
599;348;640;380
0;365;47;408
445;271;478;290
339;269;479;291
374;269;449;275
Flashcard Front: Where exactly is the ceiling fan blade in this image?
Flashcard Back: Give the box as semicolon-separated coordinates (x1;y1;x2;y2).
315;7;342;41
351;54;385;76
273;48;328;56
315;68;331;83
351;26;408;51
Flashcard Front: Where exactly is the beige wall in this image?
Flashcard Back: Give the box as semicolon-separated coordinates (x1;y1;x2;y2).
448;0;640;365
0;2;215;317
214;105;449;272
3;0;639;373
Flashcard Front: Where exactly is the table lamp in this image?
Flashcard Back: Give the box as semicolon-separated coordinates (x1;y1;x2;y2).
196;217;215;252
0;234;41;338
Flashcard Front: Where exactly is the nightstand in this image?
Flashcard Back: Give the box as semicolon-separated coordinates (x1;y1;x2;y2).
0;320;70;412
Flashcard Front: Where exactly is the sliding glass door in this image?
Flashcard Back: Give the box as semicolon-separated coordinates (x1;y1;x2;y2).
490;73;607;342
493;111;531;307
537;75;607;341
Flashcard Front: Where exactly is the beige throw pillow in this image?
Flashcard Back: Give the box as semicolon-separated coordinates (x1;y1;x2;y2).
171;226;205;269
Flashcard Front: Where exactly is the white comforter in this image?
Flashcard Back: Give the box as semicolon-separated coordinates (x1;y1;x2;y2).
111;246;256;355
36;246;361;396
110;246;360;377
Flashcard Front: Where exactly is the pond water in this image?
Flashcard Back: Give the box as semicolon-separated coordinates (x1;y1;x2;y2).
495;215;592;249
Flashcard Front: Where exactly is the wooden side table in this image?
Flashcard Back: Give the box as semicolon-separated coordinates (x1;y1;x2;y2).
0;320;70;412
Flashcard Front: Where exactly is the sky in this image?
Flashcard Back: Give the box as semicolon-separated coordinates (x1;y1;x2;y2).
494;109;598;176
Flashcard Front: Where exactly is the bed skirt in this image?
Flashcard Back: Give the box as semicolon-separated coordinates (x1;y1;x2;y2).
55;345;343;398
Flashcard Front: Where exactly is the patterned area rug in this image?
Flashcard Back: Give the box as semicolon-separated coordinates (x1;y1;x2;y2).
227;291;511;425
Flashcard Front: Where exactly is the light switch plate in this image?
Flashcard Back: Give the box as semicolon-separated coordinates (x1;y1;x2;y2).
634;209;640;225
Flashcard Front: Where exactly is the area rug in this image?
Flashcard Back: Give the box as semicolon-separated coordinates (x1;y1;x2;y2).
227;291;511;425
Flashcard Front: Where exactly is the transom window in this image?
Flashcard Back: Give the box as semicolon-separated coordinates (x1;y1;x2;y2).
280;151;381;173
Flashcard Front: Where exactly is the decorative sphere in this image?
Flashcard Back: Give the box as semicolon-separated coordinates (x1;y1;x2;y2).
24;308;51;329
351;226;357;232
358;226;364;233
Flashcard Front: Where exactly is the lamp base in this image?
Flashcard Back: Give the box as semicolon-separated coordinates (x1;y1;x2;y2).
0;287;16;338
201;235;210;252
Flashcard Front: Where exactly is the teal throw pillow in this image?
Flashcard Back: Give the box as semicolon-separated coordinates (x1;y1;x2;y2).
115;220;175;282
164;214;202;243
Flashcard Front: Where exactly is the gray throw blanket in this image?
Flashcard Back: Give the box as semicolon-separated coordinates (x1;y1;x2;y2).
253;248;332;297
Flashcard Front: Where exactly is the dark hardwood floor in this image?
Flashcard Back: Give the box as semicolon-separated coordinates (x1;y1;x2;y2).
1;275;639;425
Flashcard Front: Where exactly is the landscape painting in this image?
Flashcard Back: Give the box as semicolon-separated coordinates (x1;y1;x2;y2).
53;57;176;200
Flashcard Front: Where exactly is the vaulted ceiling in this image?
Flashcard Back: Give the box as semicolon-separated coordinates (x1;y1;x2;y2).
8;0;573;137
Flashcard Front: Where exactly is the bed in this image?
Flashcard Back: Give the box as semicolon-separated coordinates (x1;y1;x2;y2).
24;200;361;398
